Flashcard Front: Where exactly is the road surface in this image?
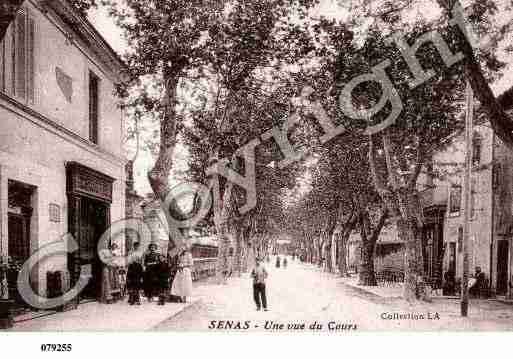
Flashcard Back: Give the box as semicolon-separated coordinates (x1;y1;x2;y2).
155;256;513;331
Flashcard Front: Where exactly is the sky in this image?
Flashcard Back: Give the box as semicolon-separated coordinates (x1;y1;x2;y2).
87;0;513;195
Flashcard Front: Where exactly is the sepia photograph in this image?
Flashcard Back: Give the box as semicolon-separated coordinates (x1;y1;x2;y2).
1;0;513;349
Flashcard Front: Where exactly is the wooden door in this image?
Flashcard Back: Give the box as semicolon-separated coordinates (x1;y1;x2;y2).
78;198;108;299
449;242;456;274
8;212;31;308
497;240;509;295
8;213;30;262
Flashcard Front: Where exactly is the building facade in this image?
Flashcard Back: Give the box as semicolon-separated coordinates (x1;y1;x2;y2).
346;88;513;297
432;120;513;297
0;0;126;306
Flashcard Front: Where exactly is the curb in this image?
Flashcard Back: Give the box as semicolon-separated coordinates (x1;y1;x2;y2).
152;298;200;329
495;299;513;306
340;280;465;301
339;280;402;300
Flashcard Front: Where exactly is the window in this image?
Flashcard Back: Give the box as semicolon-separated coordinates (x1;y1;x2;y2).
88;71;99;144
0;9;35;102
449;185;462;215
493;163;501;189
472;133;482;166
457;227;463;253
0;35;4;91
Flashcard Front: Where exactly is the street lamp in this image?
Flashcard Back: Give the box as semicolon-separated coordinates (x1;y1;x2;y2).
461;79;474;317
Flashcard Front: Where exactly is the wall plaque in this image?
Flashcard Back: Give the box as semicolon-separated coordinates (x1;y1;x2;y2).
55;66;73;103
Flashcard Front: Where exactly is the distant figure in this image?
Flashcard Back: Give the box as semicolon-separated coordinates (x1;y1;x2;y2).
469;266;486;297
251;258;268;311
172;247;193;303
275;256;281;268
126;242;143;305
283;257;288;268
443;269;455;296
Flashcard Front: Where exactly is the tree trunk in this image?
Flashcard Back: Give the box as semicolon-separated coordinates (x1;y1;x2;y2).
214;177;235;284
357;206;387;286
392;186;425;301
337;213;358;277
233;225;243;277
326;238;332;272
358;239;377;286
396;209;425;302
241;232;250;273
147;71;188;257
215;224;232;284
337;231;350;277
318;239;324;267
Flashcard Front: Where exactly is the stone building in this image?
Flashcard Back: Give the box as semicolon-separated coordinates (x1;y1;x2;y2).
0;0;126;305
419;87;513;296
346;87;513;297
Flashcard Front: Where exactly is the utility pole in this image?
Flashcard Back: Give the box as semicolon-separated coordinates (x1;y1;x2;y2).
461;80;474;317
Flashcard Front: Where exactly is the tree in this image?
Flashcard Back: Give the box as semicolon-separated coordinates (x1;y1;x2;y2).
183;80;301;278
345;0;513;145
330;23;464;299
107;0;319;266
330;0;513;300
278;20;391;283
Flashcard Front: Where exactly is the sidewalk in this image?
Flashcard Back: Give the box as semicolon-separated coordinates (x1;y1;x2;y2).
299;263;404;299
340;275;404;299
6;297;197;331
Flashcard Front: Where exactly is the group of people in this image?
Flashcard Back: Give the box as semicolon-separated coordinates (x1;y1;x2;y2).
126;242;193;306
275;255;287;268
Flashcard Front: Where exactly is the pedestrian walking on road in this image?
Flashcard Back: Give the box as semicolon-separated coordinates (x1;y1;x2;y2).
251;258;268;311
275;256;281;268
283;257;287;268
171;246;193;303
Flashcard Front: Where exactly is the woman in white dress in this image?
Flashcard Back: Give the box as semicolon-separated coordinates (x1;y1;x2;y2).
171;248;193;302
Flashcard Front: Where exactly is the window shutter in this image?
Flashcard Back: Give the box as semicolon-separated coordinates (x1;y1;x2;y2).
26;14;35;103
89;72;99;144
3;24;14;94
14;10;26;99
0;36;4;92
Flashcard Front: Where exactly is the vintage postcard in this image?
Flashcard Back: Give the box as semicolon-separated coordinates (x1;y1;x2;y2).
1;0;513;346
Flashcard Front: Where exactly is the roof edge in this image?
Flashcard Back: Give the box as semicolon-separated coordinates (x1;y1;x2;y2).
44;0;128;82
